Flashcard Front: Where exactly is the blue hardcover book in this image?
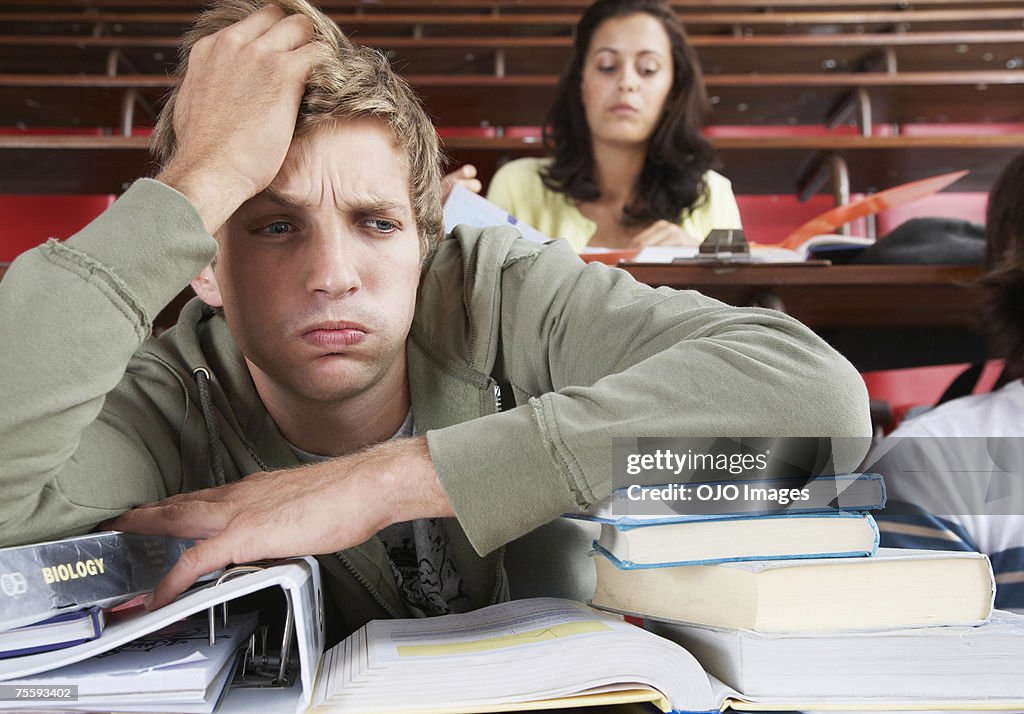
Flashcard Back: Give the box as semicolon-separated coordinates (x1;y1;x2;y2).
569;472;885;526
592;511;880;569
0;606;105;659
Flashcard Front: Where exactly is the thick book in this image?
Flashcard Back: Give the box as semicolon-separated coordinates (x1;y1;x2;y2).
592;511;879;568
306;597;1024;714
649;609;1024;705
0;607;104;659
1;562;1019;714
592;547;995;632
0;531;194;631
573;473;886;522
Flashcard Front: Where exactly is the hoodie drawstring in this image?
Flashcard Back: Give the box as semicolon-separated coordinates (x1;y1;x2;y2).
192;366;226;487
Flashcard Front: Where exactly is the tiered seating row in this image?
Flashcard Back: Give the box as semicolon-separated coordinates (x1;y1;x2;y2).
4;31;1024;76
2;132;1018;196
7;0;1024;10
3;8;1024;37
1;1;1021;255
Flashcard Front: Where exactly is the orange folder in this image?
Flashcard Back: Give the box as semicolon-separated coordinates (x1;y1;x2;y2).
777;169;969;251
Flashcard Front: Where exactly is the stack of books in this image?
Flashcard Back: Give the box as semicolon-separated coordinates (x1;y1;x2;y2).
0;529;1020;713
0;532;195;636
0;532;256;713
0;531;199;660
0;607;106;660
568;472;1023;709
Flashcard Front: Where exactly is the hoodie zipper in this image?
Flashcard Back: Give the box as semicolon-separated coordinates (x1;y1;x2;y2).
487;380;507;603
487;545;507;605
334;553;404;619
491;381;502;413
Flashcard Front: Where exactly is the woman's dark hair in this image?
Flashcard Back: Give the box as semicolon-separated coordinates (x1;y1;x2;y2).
541;0;714;227
978;151;1024;377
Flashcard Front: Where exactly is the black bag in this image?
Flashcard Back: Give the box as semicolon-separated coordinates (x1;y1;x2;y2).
852;217;985;265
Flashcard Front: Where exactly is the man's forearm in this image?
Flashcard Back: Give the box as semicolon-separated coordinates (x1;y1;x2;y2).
110;435;454;606
0;180;215;545
155;165;252;238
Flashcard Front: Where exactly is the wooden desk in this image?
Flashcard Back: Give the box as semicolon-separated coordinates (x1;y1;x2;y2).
623;262;987;370
622;262;982;329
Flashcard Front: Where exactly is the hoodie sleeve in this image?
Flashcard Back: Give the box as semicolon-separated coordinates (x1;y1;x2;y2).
0;180;217;546
426;237;872;555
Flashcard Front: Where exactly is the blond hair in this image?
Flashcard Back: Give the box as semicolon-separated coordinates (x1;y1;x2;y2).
151;0;444;251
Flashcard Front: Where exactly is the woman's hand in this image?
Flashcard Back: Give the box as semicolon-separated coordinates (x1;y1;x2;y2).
629;220;701;248
442;165;482;202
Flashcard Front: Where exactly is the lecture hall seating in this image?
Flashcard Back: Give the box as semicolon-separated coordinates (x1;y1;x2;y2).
1;0;1019;419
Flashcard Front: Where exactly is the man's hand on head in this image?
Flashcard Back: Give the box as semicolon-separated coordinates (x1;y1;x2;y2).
107;437;454;608
156;5;328;234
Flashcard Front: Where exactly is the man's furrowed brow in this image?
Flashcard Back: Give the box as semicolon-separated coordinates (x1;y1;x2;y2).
249;187;411;217
255;186;307;210
351;197;412;218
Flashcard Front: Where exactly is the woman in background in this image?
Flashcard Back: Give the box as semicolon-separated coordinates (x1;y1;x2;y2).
473;0;741;251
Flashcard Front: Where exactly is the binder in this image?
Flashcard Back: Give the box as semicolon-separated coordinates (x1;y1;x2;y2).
0;558;324;714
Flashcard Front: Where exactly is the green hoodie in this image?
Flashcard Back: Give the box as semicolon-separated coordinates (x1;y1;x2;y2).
0;179;871;641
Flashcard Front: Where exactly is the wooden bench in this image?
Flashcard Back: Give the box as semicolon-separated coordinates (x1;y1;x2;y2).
9;0;1024;10
409;71;1024;129
373;30;1024;76
2;70;1022;133
3;30;1024;76
3;9;1023;37
2;132;1019;196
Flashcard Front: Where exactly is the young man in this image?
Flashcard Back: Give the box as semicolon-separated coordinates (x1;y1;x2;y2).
0;0;870;639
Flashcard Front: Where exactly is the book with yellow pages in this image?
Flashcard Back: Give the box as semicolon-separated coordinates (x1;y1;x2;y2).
308;597;1024;714
592;548;995;632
